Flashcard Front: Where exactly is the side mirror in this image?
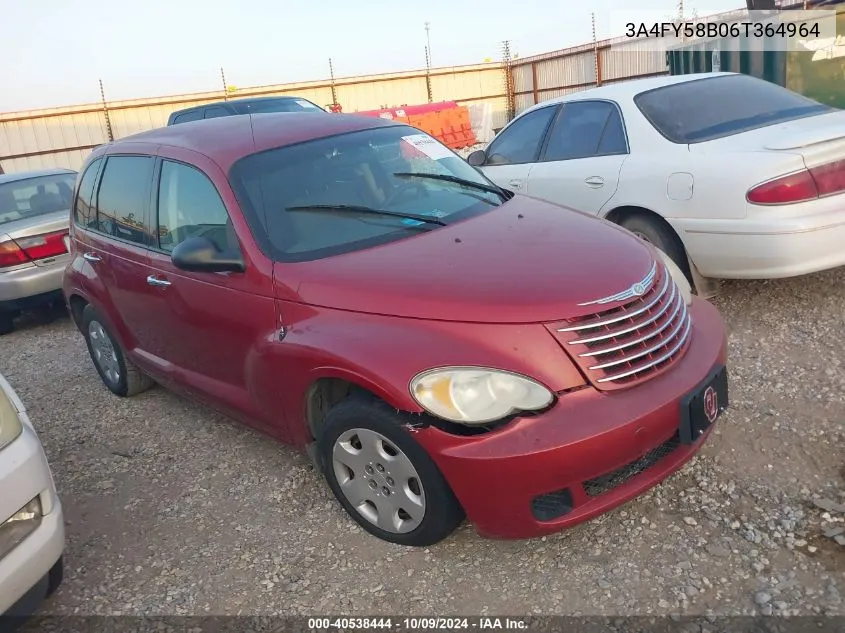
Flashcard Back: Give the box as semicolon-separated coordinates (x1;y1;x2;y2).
466;150;487;167
171;236;245;273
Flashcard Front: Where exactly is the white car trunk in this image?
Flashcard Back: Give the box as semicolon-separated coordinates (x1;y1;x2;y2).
688;110;845;171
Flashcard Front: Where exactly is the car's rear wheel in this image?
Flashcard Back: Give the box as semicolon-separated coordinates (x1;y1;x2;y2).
81;304;154;397
618;213;692;281
318;396;464;546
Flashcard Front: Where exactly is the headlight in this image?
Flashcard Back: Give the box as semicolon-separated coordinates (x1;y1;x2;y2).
410;367;554;425
655;250;692;306
0;388;23;452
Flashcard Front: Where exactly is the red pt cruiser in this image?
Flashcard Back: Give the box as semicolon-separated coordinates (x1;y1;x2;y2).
62;113;729;546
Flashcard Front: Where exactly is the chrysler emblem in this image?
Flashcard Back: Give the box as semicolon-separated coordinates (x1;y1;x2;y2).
577;261;657;306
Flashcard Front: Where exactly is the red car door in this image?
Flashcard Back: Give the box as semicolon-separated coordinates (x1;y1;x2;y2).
139;149;283;437
71;150;159;365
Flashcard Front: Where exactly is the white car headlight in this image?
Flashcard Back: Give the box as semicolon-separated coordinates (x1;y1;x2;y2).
0;388;23;452
655;250;692;306
410;367;554;425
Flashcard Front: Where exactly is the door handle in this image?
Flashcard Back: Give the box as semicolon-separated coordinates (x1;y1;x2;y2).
146;275;171;287
83;252;101;262
508;179;523;189
585;176;605;187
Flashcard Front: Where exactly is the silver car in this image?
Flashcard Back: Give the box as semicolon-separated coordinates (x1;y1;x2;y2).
0;168;77;335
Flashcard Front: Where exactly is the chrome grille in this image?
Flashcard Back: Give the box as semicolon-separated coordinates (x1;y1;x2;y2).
546;262;693;391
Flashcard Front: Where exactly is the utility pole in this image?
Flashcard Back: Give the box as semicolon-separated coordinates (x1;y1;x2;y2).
424;22;431;67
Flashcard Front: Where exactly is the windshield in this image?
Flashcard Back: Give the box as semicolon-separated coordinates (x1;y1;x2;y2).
235;98;324;114
0;173;76;226
634;74;832;144
228;125;504;262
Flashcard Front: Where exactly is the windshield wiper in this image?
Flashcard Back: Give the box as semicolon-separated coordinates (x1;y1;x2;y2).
392;172;506;199
286;204;447;226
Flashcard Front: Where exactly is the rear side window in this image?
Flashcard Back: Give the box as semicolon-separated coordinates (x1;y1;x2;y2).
238;99;323;114
635;74;831;144
172;110;203;125
485;106;557;165
204;106;230;119
73;158;102;228
95;156;154;245
542;101;627;161
156;160;237;254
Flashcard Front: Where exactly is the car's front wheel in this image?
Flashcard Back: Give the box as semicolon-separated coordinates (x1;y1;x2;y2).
81;304;154;397
318;396;464;546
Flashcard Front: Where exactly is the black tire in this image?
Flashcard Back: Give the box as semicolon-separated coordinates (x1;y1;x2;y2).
317;396;464;546
619;213;692;281
81;304;154;397
0;312;14;336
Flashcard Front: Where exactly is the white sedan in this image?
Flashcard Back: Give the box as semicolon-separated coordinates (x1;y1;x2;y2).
468;72;845;293
0;371;64;620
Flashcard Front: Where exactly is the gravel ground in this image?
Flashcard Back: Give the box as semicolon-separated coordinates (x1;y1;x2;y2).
1;269;843;619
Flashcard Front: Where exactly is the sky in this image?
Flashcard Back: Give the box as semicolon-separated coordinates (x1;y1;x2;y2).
0;0;743;113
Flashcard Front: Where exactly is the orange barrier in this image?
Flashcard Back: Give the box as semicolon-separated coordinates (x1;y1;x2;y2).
355;102;477;150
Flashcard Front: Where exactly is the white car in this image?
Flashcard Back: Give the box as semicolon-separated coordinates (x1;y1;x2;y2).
0;371;64;620
468;71;845;294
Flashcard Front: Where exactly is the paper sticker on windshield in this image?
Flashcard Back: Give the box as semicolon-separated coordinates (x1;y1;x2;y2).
400;134;453;161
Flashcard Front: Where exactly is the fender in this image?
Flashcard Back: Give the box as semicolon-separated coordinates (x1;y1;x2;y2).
249;300;587;447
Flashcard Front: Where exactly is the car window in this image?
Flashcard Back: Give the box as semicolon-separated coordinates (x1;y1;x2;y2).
95;156;154;245
156;160;236;254
172;110;203;124
73;158;103;228
204;106;230;119
228;125;503;262
237;98;324;114
484;106;557;165
542;101;627;161
635;74;832;144
598;107;627;154
0;173;76;226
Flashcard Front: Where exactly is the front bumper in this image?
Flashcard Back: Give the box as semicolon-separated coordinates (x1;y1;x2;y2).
414;296;728;539
0;390;65;615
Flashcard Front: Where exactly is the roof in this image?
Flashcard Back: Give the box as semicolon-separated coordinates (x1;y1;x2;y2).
0;167;76;184
523;72;739;112
102;112;403;169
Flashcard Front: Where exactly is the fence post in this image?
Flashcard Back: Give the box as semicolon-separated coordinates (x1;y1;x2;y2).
328;58;339;110
425;46;433;103
221;67;229;100
531;62;539;104
502;40;515;122
99;79;114;142
592;13;601;87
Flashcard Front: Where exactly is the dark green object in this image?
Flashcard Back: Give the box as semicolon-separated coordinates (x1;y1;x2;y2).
667;9;845;109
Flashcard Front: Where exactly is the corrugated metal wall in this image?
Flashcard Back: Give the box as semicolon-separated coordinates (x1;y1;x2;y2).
3;4;758;173
0;63;505;173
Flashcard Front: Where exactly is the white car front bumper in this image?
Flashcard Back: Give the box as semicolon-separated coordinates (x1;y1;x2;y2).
0;375;65;616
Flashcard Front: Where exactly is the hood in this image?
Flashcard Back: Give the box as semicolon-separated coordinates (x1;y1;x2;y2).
276;196;656;324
